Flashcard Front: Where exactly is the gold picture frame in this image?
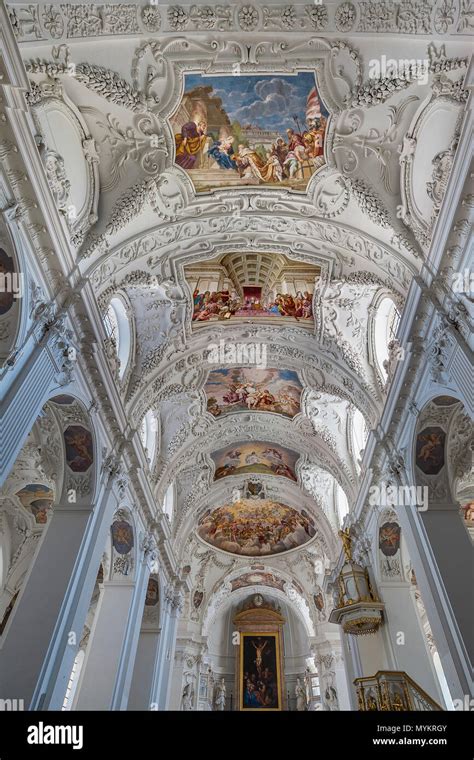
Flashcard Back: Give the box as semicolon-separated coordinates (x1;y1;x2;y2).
239;631;282;711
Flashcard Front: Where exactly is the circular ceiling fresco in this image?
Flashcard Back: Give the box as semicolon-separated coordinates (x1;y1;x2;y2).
197;499;316;556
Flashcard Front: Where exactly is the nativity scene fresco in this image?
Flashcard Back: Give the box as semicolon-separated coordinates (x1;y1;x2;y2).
211;441;298;481
185;253;319;326
197;499;316;556
205;368;302;419
171;73;328;192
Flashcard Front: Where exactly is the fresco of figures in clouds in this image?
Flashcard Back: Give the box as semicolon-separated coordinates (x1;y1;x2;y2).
205;368;302;419
211;441;298;481
172;72;328;192
197;499;316;556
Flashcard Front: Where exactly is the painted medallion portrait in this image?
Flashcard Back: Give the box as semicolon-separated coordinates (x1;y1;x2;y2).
211;441;298;481
197;499;315;556
379;522;401;557
205;368;302;419
415;426;446;475
111;520;134;555
172;72;327;193
64;425;93;472
240;633;281;710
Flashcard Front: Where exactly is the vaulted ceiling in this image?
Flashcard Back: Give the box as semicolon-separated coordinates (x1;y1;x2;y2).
10;0;471;621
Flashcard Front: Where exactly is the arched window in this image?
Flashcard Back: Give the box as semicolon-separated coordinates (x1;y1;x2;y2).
374;297;401;380
336;484;349;527
140;410;158;465
163;482;174;523
351;408;368;471
103;296;131;381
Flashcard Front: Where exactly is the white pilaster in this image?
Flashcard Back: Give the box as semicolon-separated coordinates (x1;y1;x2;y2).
110;536;156;710
0;501;93;707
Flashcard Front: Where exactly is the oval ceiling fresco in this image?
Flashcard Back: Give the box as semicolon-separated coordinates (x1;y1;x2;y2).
197;499;316;556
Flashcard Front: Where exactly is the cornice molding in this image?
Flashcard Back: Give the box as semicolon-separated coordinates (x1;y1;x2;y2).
6;1;474;43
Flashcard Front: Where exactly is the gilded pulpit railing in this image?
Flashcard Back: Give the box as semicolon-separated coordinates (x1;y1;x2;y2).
355;671;443;711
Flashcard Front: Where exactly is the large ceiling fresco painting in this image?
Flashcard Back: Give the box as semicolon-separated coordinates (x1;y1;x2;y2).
172;72;328;193
197;499;316;556
186;253;320;326
211;441;298;481
205;368;302;419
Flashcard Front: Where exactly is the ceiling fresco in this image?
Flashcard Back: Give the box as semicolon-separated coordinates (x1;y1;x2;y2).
197;498;316;556
186;253;319;325
230;571;286;592
211;441;299;481
205;368;302;419
171;72;328;193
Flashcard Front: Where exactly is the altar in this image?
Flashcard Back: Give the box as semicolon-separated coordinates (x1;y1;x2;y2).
233;595;286;711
